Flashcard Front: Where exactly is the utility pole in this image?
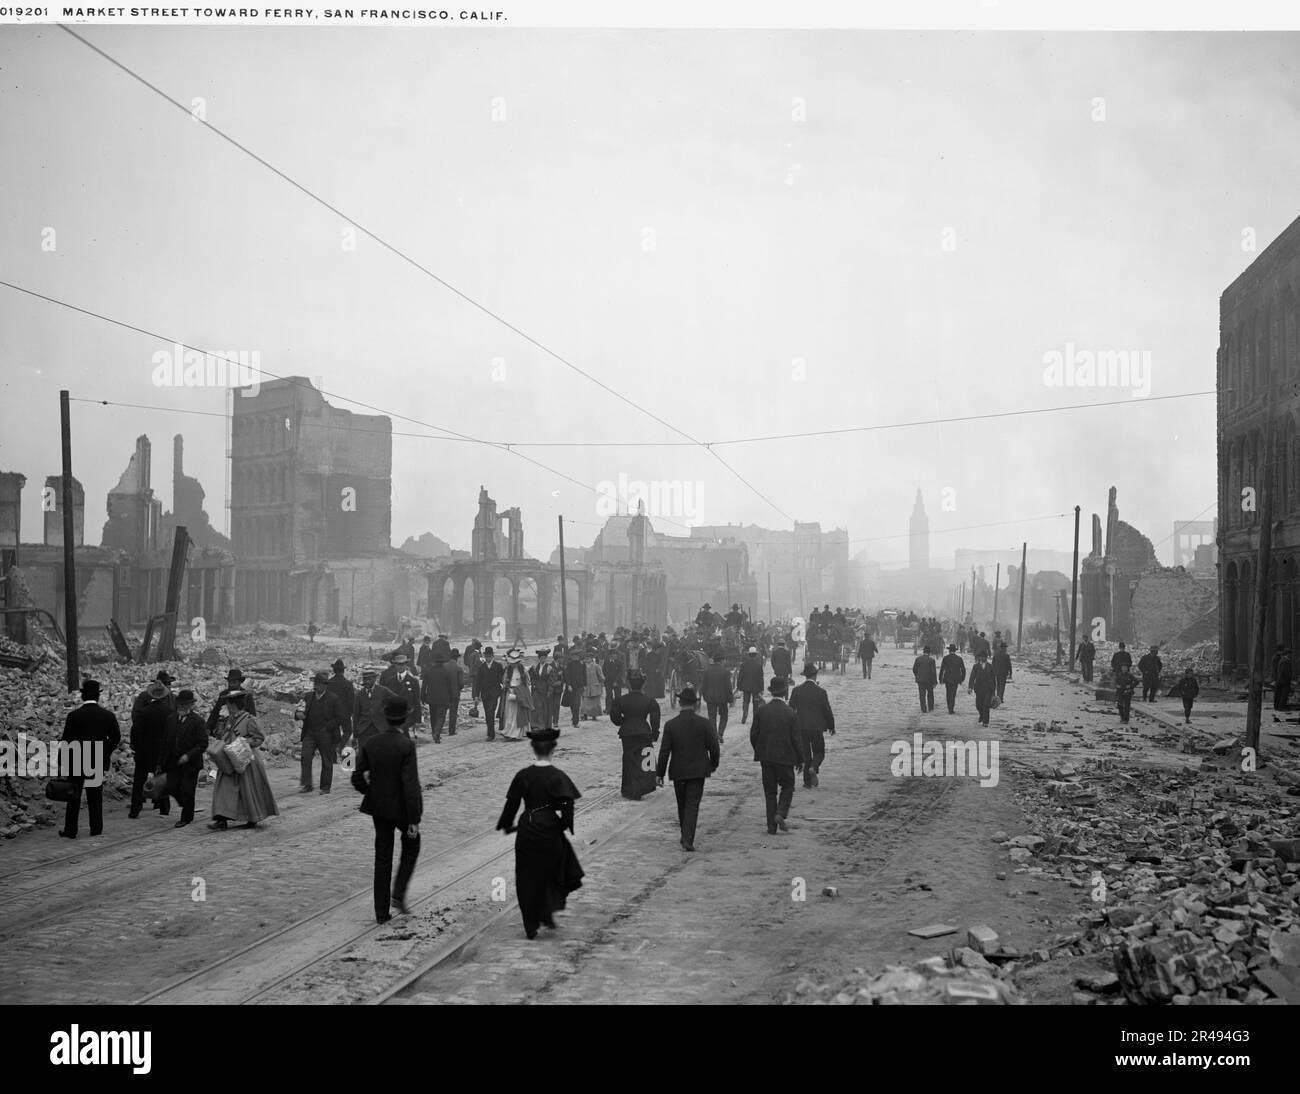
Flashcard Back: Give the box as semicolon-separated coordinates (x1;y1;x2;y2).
992;563;1000;632
1016;541;1027;653
1055;598;1062;666
557;515;569;648
157;526;189;661
767;571;772;621
1246;405;1278;756
59;387;79;686
725;562;731;607
959;581;965;622
1069;505;1080;674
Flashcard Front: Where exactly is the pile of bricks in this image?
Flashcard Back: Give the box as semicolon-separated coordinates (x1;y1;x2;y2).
783;948;1025;1005
1006;756;1300;1004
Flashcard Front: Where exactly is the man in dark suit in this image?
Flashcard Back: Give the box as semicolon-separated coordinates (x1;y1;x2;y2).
475;647;505;741
352;697;423;924
562;649;586;728
700;651;735;744
325;658;355;744
427;650;465;743
60;679;121;839
736;646;765;724
155;688;208;828
384;655;422;737
749;677;805;835
655;686;720;851
351;666;396;750
789;662;835;789
602;648;626;715
770;639;793;683
297;670;345;793
939;643;966;714
912;645;938;713
416;636;437;680
130;681;173;818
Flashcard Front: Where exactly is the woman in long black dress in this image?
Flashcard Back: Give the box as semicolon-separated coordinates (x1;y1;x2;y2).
496;728;584;940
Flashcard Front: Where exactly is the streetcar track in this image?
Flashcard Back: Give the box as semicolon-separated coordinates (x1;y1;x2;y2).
137;783;628;1005
0;729;546;937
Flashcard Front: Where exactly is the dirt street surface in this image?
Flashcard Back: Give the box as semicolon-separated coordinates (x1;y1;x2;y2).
2;644;1296;1005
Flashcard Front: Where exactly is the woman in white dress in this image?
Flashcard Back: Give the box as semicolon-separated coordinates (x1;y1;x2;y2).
499;649;534;740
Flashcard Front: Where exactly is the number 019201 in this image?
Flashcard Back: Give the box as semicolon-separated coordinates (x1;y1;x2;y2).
0;7;52;12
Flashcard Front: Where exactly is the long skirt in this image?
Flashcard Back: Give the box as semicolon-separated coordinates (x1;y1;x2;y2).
211;750;279;824
620;735;657;800
500;695;527;740
580;689;603;718
644;669;666;700
532;688;553;730
514;816;584;934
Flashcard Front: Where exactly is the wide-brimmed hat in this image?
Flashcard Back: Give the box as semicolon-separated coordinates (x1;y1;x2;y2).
331;658;346;672
747;646;758;654
527;727;560;742
536;648;550;657
312;670;330;684
155;670;174;685
145;681;168;700
361;666;378;678
506;649;524;663
392;653;410;664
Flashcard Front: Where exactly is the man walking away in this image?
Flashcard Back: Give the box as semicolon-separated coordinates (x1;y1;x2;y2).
1110;641;1132;677
476;647;505;740
1137;645;1162;703
939;643;966;714
1114;665;1136;724
298;670;345;793
60;680;121;839
750;677;805;835
992;642;1013;702
602;648;625;715
1076;636;1096;683
655;686;720;852
737;646;765;724
771;639;793;685
130;681;172;818
912;645;938;713
701;651;735;744
562;648;586;728
428;649;466;742
789;662;835;788
858;633;878;679
1173;666;1200;724
352;697;422;924
326;658;355;746
968;650;996;727
156;689;208;828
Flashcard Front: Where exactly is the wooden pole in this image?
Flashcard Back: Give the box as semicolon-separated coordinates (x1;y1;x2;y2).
1069;505;1080;673
726;562;731;607
1016;541;1027;653
60;390;79;692
767;571;772;622
557;515;569;649
157;526;189;661
992;563;1000;631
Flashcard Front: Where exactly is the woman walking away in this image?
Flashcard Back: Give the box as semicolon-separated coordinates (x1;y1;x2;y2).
496;728;584;939
208;691;280;830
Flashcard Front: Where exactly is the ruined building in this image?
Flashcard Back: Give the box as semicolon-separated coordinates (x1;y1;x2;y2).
1217;212;1300;672
688;520;845;619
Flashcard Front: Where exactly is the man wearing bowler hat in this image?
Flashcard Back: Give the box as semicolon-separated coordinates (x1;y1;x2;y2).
130;680;173;819
789;662;835;789
750;677;804;835
352;697;422;924
656;685;720;851
352;666;395;751
326;658;355;744
207;668;256;736
297;670;345;793
939;643;966;714
156;689;208;827
59;679;121;839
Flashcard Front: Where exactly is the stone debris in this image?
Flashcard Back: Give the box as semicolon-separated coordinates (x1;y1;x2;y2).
966;924;999;954
907;923;958;939
1008;755;1300;1005
784;951;1023;1005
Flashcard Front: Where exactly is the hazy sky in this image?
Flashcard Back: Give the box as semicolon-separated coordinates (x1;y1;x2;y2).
2;28;1296;566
